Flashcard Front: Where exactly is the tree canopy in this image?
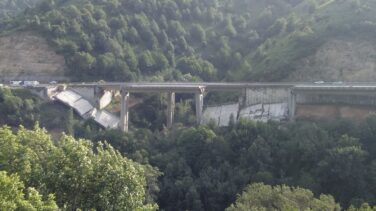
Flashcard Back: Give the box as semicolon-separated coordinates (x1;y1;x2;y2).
0;125;158;210
226;183;340;211
0;171;58;211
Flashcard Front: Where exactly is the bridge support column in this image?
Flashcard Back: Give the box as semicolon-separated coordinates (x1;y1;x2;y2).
120;89;130;132
195;88;205;124
289;91;296;120
239;88;247;108
167;92;175;128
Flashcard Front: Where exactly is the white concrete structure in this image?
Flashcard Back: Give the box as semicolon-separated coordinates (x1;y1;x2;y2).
239;103;288;122
167;92;175;128
55;90;82;106
91;109;119;129
73;99;94;116
245;87;290;105
55;89;119;129
202;103;239;126
119;90;129;132
55;90;94;116
99;91;113;109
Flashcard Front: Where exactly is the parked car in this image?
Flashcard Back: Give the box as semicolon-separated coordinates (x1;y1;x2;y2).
23;81;40;87
49;81;57;84
10;81;22;86
314;81;325;84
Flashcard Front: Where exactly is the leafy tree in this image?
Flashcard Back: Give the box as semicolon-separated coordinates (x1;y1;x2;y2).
71;52;96;77
317;135;368;205
0;125;158;210
225;15;237;37
124;44;139;71
139;50;156;73
177;56;217;81
168;20;186;37
0;88;40;128
226;183;341;211
65;108;74;135
0;171;58;211
190;24;206;43
347;203;376;211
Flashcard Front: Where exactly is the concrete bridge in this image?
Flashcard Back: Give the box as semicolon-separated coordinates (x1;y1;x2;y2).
28;82;376;132
66;82;296;132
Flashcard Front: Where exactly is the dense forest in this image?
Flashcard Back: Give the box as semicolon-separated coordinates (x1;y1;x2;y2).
84;117;376;210
1;0;376;82
1;87;376;210
1;110;376;210
0;0;39;19
1;0;376;210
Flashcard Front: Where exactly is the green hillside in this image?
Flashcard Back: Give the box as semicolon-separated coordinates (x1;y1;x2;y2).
2;1;376;210
0;0;40;19
0;0;309;81
2;0;376;82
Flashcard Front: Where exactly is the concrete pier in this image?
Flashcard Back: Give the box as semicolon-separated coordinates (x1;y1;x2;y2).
289;91;296;120
120;89;130;132
195;92;204;124
167;92;175;128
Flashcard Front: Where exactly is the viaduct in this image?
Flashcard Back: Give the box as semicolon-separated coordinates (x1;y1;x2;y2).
54;82;376;132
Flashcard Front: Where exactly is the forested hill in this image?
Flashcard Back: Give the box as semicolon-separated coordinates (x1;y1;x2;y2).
0;0;40;19
1;0;376;82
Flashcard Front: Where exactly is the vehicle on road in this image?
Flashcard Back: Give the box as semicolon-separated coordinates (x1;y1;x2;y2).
314;81;325;84
10;81;22;86
23;81;40;87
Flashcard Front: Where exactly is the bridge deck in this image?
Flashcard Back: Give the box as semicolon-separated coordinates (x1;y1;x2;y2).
62;82;296;92
33;82;376;93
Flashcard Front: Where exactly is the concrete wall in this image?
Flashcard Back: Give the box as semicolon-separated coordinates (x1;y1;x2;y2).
239;103;289;122
202;103;239;126
245;87;291;106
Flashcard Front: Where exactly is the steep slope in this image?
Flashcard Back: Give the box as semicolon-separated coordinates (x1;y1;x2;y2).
250;0;376;81
290;38;376;82
0;31;67;82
